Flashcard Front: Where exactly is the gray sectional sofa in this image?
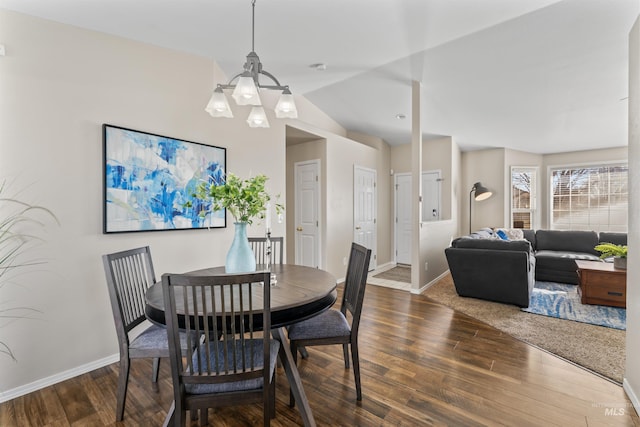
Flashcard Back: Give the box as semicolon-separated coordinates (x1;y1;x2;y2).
444;228;627;307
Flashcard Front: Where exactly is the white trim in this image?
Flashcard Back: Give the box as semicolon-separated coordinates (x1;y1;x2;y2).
510;166;538;229
624;378;640;417
413;269;450;295
0;353;119;403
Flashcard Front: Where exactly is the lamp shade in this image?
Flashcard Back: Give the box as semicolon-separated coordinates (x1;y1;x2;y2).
472;182;492;201
274;90;298;118
246;106;270;128
205;88;233;118
232;74;261;106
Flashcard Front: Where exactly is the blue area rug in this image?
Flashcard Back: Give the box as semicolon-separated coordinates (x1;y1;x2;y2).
522;281;626;330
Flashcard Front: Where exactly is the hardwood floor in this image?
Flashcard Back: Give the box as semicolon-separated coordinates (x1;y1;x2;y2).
2;283;639;426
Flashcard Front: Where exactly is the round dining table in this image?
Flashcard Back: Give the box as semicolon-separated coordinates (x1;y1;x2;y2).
144;263;337;427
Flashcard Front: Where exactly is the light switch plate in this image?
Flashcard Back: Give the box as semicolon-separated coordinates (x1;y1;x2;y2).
0;45;5;56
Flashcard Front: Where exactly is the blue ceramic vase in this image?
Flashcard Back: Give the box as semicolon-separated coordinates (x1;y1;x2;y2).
225;222;257;273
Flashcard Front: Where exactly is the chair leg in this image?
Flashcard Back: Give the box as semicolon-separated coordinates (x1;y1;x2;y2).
351;342;362;401
152;357;161;383
270;371;276;419
343;343;350;369
198;407;208;426
115;356;131;421
299;345;309;359
289;341;298;408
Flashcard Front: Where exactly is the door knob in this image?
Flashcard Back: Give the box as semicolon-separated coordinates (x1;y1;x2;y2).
296;226;303;231
355;226;361;230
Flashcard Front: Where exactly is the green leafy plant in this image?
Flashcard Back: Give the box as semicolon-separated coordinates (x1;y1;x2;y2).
189;173;283;224
594;242;627;259
1;180;59;360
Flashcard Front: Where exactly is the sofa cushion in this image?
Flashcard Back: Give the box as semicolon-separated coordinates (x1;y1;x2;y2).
523;229;536;250
535;230;599;255
535;250;600;265
598;232;627;246
452;237;531;252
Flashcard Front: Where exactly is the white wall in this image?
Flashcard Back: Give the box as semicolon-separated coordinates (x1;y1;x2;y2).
625;14;640;415
347;131;392;268
0;9;364;398
390;137;461;289
461;149;506;233
325;136;379;276
285;138;327;266
461;146;628;234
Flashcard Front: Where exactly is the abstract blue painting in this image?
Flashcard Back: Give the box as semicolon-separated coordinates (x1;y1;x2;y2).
103;124;226;233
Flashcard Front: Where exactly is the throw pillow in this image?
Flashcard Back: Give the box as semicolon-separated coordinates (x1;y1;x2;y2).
505;228;525;240
496;229;509;240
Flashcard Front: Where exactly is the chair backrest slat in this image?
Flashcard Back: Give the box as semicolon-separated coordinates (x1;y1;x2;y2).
249;236;284;266
162;271;272;389
102;246;157;345
341;243;372;335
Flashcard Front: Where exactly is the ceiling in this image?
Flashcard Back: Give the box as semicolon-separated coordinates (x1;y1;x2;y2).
2;0;637;153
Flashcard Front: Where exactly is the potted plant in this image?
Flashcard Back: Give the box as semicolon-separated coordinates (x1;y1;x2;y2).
189;173;282;272
1;181;58;360
594;242;628;269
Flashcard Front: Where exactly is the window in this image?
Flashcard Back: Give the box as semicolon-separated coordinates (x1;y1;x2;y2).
550;164;628;232
511;167;537;229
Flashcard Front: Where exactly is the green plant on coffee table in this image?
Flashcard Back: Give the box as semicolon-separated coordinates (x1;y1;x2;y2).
594;242;627;259
190;173;283;224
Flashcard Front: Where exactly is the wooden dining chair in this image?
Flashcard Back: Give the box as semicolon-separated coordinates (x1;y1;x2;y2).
249;236;284;265
287;242;371;405
162;270;279;427
102;246;198;422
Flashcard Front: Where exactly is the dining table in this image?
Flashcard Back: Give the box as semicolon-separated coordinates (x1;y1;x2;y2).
145;263;337;427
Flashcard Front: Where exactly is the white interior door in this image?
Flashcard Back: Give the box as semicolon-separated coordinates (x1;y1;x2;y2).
294;160;320;268
354;165;377;270
421;170;441;222
395;173;411;265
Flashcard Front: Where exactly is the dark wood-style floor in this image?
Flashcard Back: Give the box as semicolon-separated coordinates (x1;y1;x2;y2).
1;283;639;426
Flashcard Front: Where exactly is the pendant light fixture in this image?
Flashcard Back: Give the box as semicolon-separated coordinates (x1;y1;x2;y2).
205;0;298;128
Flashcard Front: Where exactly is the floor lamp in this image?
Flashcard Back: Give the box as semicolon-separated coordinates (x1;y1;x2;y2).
469;182;493;233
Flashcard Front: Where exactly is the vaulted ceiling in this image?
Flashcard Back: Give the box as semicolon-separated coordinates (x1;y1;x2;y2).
2;0;637;153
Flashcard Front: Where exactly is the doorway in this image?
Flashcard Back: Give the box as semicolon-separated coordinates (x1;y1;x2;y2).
294;159;321;268
354;165;377;270
395;170;441;265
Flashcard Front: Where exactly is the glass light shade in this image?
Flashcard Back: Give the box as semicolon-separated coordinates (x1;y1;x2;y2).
274;92;298;118
232;75;261;105
204;89;233;118
246;106;270;128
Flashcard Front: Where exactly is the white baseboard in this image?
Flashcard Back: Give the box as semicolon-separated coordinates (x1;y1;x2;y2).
412;269;450;295
623;378;640;417
340;261;397;285
0;353;119;403
373;261;396;273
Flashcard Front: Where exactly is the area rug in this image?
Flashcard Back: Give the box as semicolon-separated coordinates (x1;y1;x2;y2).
424;273;625;384
523;281;626;330
372;265;411;283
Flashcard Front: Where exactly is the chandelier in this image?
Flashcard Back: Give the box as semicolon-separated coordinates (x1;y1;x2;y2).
205;0;298;128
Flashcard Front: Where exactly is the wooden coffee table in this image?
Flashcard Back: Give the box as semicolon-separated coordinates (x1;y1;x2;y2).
575;260;626;308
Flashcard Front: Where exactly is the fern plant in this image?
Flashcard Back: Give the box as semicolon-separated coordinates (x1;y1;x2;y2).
0;181;58;360
594;242;627;259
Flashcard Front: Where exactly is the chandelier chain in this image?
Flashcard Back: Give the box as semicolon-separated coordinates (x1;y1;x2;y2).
251;0;256;52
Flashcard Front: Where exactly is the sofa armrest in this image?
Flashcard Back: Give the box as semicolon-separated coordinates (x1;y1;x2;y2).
445;247;533;307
